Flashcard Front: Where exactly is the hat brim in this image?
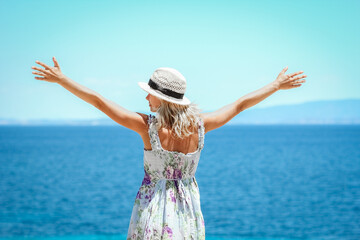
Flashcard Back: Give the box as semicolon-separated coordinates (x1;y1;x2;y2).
138;81;191;106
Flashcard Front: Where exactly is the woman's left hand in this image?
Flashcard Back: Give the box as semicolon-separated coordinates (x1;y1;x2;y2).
273;66;307;90
31;57;66;83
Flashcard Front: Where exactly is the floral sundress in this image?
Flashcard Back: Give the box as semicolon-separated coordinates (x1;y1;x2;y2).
127;114;206;240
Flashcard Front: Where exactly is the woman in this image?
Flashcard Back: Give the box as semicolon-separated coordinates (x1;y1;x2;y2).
31;57;307;239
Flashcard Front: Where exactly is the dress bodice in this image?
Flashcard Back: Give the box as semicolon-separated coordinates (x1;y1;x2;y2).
142;114;205;182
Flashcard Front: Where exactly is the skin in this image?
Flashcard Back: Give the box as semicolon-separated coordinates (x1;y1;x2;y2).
31;57;307;153
146;93;162;113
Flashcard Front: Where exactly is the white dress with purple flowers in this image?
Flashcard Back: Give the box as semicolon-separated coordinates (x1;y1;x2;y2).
127;114;206;240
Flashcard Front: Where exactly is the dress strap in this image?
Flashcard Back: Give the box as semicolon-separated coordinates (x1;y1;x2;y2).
197;117;205;151
147;114;161;150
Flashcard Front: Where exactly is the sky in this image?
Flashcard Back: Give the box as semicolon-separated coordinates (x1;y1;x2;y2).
0;0;359;120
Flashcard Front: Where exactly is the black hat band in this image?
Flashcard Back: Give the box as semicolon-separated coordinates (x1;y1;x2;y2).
148;79;184;99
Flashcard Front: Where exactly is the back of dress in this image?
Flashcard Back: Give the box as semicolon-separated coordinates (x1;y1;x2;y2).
127;114;206;240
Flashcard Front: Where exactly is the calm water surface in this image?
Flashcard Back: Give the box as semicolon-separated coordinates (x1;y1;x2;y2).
0;125;359;240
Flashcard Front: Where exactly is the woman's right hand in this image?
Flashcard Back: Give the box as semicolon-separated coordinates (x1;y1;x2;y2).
31;57;66;83
273;66;307;90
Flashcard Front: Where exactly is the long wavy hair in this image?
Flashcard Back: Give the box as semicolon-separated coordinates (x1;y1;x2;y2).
154;99;203;139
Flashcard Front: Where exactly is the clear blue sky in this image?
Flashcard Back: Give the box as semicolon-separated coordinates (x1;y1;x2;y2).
1;0;359;120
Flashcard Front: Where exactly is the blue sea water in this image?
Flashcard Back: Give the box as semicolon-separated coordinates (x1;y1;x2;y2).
0;125;359;240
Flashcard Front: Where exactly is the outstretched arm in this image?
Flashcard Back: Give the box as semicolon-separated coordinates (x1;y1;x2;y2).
31;57;148;134
201;66;307;133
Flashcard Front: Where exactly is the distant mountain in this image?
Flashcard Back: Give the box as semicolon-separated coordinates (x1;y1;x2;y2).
1;99;359;126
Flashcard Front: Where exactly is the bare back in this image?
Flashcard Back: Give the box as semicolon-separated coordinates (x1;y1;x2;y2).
142;114;201;155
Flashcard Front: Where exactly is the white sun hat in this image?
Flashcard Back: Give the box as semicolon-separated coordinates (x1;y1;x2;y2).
138;67;191;105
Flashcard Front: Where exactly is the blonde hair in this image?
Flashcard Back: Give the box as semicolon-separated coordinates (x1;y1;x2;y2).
154;99;203;139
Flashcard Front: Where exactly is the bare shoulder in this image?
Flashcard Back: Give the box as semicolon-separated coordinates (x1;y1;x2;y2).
199;111;229;134
134;112;150;135
136;112;149;121
199;112;207;121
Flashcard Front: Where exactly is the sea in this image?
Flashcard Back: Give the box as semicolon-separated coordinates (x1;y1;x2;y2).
0;124;359;240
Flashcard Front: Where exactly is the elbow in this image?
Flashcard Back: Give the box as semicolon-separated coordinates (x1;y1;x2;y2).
236;102;244;114
236;105;243;114
92;95;103;110
235;98;245;113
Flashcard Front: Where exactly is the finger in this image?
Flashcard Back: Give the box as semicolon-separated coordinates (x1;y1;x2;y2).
53;56;60;68
34;76;47;80
32;71;46;76
31;66;48;74
35;60;51;70
290;70;304;77
292;81;303;86
281;66;288;74
292;79;305;85
293;74;307;81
